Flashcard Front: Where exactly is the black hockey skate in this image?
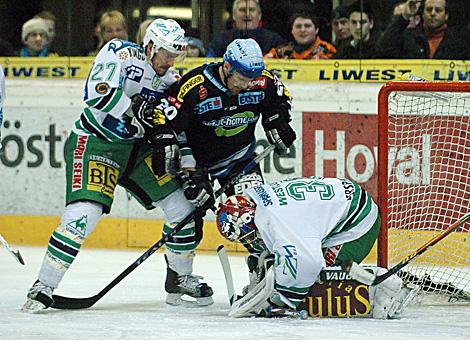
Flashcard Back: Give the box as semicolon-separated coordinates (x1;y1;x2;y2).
21;280;54;313
165;264;214;307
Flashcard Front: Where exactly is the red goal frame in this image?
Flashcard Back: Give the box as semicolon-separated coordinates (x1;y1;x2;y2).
377;81;470;268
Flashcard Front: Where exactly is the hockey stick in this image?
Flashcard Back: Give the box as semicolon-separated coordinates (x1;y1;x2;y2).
373;212;470;286
217;245;236;305
51;143;276;310
0;233;25;265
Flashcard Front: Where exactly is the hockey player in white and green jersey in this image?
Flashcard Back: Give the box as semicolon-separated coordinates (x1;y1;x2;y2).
22;19;214;313
216;176;412;319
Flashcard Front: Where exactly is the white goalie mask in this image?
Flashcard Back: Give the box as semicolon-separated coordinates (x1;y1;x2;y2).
143;18;187;61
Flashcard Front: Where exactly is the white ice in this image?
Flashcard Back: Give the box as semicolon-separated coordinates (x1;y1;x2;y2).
1;246;469;340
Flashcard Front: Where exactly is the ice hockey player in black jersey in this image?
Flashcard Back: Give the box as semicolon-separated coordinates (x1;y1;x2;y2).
158;37;296;207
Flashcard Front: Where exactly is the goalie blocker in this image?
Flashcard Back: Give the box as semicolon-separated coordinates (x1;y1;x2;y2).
229;261;418;319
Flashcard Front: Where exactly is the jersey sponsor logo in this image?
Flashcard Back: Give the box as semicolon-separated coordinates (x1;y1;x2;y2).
95;82;110;95
271;181;288;206
204;111;258;137
280;244;298;279
194;96;222;114
238;91;264;105
248;78;267;89
151;75;162;89
72;135;88;191
323;244;342;267
168;96;182;109
118;50;130;61
125;65;144;82
126;47;145;61
177;74;204;101
87;160;119;198
252;185;273;206
198;85;208;99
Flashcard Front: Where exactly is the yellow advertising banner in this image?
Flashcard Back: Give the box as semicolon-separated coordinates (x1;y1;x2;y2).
1;57;469;82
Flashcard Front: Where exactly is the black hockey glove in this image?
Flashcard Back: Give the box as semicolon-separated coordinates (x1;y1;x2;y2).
177;168;215;212
262;113;296;154
146;127;180;177
131;94;168;129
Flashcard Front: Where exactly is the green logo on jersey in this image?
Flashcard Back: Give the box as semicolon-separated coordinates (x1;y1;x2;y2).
213;111;257;137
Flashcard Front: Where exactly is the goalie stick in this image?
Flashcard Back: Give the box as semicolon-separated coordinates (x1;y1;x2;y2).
372;212;470;286
217;245;308;319
51;143;276;310
0;233;25;265
217;245;236;305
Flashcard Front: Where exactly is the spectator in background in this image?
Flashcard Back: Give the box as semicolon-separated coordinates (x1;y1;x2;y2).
331;5;351;49
393;1;421;28
18;18;57;57
186;37;205;57
378;0;470;59
135;19;152;46
89;10;128;56
206;0;285;57
34;11;56;49
265;11;336;59
336;2;381;59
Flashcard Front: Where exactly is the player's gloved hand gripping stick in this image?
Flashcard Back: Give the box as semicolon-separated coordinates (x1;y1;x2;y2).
50;143;277;310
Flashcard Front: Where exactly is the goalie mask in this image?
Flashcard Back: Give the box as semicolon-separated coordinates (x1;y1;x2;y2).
216;195;259;244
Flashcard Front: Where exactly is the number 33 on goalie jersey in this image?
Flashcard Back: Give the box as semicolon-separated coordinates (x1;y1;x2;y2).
74;39;181;142
244;177;379;307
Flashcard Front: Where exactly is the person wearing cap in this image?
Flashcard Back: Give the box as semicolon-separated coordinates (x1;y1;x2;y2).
331;5;351;49
265;10;336;60
19;17;57;57
186;37;205;57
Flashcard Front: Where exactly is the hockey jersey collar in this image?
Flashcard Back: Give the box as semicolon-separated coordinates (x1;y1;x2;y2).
202;62;232;96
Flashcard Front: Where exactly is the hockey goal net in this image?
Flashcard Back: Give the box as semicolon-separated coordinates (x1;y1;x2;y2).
377;81;470;303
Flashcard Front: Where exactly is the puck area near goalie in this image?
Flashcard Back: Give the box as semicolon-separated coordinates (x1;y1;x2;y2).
1;246;468;339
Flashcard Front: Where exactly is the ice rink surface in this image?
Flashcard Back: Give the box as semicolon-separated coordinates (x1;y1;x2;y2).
1;246;469;340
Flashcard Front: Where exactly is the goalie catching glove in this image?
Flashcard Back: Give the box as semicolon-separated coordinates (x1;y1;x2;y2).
177;168;215;212
262;111;296;154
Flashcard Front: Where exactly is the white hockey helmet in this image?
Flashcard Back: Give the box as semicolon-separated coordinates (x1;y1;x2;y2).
143;18;187;60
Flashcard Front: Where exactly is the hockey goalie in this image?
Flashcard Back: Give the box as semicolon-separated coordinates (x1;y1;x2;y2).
215;176;417;319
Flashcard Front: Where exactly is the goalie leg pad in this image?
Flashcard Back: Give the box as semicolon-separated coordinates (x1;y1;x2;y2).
229;266;275;318
369;267;418;319
344;262;417;319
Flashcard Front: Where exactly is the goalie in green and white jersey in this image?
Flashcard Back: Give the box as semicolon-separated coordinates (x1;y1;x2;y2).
216;176;414;319
22;18;215;313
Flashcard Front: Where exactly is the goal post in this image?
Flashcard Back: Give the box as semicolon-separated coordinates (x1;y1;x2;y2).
377;81;470;301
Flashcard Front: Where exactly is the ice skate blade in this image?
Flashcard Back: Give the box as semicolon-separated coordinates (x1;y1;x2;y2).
166;293;214;307
21;299;48;314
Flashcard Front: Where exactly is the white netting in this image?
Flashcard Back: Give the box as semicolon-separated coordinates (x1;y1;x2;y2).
386;89;470;303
